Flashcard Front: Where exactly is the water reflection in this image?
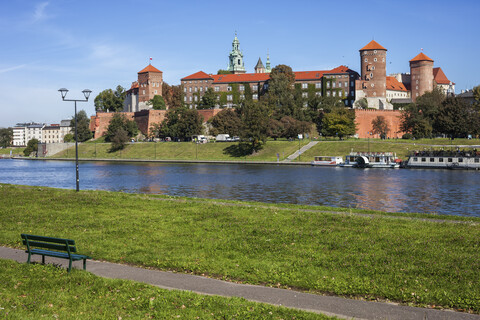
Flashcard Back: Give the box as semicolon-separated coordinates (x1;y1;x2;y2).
0;159;479;216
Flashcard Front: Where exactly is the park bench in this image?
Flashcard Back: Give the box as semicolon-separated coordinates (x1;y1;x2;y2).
21;234;91;272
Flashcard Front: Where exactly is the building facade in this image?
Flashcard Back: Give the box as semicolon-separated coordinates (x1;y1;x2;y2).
124;64;163;112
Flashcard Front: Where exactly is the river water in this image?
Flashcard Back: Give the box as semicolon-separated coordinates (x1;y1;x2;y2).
0;159;478;217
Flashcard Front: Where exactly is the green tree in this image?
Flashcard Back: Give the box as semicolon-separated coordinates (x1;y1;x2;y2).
105;113;138;142
63;133;74;143
70;110;92;142
239;100;269;152
217;69;231;75
435;97;480;138
0;128;13;148
94;85;125;112
198;88;217;109
147;95;166;110
354;98;368;109
23;139;39;156
109;128;129;152
156;108;203;140
371;116;390;139
267;119;284;140
320;108;356;139
208;109;241;136
473;85;480;109
265;64;297;118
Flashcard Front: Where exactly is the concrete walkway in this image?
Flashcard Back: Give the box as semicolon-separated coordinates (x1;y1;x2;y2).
1;247;478;320
283;141;319;162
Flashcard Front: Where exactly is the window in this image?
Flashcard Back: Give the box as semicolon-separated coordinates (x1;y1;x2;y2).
374;58;377;62
302;92;308;98
239;85;244;91
364;58;368;62
350;91;354;96
448;158;453;162
421;158;426;162
374;50;377;54
475;158;479;163
327;91;331;97
315;82;321;89
189;87;192;92
184;97;187;102
143;90;145;95
240;94;245;99
302;83;308;89
227;86;232;91
189;96;192;102
199;87;203;92
339;82;342;87
227;95;232;101
459;158;463;163
184;87;187;93
253;94;258;100
371;83;375;87
430;158;435;162
332;91;336;97
215;86;220;92
439;158;444;162
194;96;198;102
253;85;258;91
326;82;331;89
194;87;198;92
350;81;354;87
237;59;241;65
154;90;157;94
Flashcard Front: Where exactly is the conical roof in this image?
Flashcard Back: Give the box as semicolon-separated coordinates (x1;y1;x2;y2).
138;64;162;74
360;40;387;51
255;58;265;69
410;52;433;62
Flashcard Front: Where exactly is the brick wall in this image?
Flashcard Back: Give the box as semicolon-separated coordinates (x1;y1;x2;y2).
355;109;404;139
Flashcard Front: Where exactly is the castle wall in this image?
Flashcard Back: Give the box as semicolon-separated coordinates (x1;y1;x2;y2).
354;109;404;139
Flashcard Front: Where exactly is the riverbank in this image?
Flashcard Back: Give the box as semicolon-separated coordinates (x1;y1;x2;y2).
45;138;480;163
1;184;479;312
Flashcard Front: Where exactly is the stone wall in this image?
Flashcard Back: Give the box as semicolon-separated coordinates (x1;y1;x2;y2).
354;109;404;139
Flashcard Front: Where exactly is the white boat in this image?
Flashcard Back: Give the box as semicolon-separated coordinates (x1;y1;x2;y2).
405;150;480;170
311;156;344;166
340;152;400;168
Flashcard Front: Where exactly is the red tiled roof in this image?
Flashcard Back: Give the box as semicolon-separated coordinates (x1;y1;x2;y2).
130;81;139;89
181;71;213;81
138;64;163;73
212;73;270;83
386;76;407;92
410;52;433;62
433;67;453;85
360;40;387;51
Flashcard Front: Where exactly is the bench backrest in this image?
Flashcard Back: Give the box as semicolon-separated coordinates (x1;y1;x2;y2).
21;234;77;253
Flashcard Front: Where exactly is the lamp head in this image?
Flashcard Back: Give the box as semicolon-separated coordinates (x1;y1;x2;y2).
82;89;92;100
58;88;69;100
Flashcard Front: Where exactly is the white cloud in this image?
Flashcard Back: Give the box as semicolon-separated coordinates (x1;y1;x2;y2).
0;65;26;74
32;2;51;23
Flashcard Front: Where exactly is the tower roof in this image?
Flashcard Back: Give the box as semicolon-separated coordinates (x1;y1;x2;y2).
255;58;265;69
138;64;163;74
360;40;387;51
433;67;453;85
410;52;433;62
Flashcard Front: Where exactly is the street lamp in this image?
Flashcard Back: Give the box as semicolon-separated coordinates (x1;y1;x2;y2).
58;88;92;192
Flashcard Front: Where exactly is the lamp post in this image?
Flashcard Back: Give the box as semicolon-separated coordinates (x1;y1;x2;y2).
58;88;92;192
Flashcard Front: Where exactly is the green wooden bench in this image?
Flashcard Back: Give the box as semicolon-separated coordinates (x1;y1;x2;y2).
21;234;91;272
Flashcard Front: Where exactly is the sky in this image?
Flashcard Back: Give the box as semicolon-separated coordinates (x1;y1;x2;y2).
1;0;479;128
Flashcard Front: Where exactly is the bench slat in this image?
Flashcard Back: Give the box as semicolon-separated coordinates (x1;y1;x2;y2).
21;234;75;245
29;249;90;260
22;240;77;253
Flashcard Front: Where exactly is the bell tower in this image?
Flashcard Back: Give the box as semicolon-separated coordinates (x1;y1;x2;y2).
227;33;246;74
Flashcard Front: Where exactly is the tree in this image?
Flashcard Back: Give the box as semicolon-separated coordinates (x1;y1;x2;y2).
162;82;183;109
23;139;39;156
239;100;269;152
105;113;138;142
70;110;92;142
371;116;389;139
265;64;297;118
147;95;166;110
434;97;480;138
208;109;242;136
473;85;480;110
155;108;203;140
354;98;368;109
319;108;356;139
217;69;231;75
109;128;129;152
63;133;74;142
94;85;125;112
198;88;217;109
267;119;284;140
0;128;13;148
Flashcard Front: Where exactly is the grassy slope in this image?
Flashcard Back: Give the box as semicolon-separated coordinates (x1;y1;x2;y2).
48;138;480;162
1;184;479;312
0;259;331;319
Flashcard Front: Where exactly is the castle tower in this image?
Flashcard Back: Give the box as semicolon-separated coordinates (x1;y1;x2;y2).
409;52;434;102
254;57;265;73
137;64;163;103
359;40;387;99
227;34;246;74
265;52;271;73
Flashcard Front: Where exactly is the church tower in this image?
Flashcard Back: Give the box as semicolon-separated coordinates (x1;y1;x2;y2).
410;52;434;102
254;58;265;73
265;52;271;73
227;33;246;74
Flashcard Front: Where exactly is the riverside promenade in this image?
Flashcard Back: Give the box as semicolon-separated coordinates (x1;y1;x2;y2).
1;246;478;320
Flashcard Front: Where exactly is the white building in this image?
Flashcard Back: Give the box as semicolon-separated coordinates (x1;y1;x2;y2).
42;120;71;144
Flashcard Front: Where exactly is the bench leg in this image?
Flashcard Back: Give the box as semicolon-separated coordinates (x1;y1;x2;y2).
68;259;72;273
42;255;45;265
83;259;86;270
27;252;31;264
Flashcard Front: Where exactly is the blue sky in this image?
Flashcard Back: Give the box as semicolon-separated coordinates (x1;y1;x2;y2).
1;0;479;127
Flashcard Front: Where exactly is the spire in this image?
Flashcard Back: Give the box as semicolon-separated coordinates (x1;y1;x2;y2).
265;51;271;73
255;58;265;73
227;33;246;74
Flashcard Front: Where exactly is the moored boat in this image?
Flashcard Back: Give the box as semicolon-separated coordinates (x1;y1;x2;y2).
405;150;480;170
311;156;344;166
340;152;400;168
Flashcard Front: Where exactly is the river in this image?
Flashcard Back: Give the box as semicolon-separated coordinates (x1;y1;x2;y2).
0;159;478;217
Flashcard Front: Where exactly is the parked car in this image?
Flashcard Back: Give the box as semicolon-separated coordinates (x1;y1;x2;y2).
215;134;231;142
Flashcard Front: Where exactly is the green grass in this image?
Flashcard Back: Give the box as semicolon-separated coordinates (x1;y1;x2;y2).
1;184;479;312
48;138;480;162
0;147;23;156
0;259;331;319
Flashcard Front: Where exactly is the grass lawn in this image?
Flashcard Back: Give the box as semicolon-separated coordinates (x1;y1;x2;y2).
0;259;331;319
47;138;480;162
1;184;479;312
0;147;24;156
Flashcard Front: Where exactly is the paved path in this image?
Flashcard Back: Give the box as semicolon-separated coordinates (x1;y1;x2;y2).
2;246;479;320
283;141;319;162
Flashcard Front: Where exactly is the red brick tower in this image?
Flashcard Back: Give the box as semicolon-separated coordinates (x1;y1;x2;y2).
409;52;434;102
137;64;163;103
359;40;387;98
